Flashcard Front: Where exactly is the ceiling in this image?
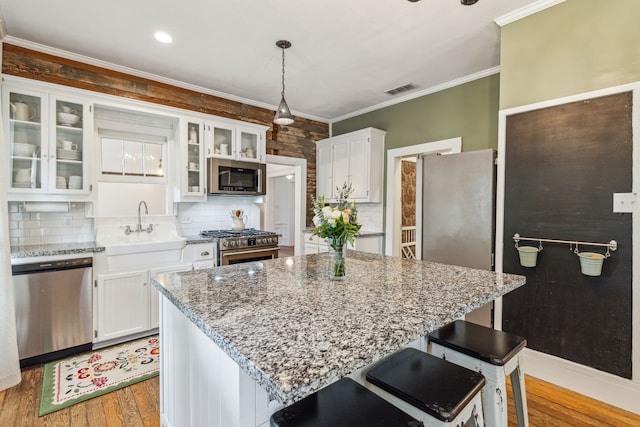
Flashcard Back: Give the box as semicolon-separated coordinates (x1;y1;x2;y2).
0;0;544;122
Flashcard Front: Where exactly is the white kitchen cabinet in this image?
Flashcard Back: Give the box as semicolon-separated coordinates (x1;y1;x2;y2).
95;270;149;342
304;231;383;255
178;118;206;201
3;83;93;201
183;242;216;268
353;235;384;255
315;128;385;202
149;264;192;329
205;121;267;163
316;141;333;200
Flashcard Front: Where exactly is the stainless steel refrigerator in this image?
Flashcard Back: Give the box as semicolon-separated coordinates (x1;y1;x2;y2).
420;149;496;327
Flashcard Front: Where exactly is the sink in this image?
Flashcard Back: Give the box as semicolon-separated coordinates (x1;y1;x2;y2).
96;223;187;256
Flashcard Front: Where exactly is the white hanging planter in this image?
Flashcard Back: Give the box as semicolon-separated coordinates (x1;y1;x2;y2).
517;246;539;267
577;252;605;276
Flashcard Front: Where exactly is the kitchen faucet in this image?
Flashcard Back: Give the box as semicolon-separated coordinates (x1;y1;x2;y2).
137;200;148;232
124;200;154;234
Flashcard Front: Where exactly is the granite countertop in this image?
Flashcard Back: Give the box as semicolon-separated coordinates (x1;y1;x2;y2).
181;234;220;245
9;236;216;259
152;251;525;404
10;241;105;259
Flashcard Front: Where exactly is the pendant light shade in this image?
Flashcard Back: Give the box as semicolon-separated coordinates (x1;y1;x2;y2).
274;40;294;125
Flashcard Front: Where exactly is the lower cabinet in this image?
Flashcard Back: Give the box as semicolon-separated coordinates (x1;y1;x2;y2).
304;231;383;255
95;270;150;342
93;243;217;345
149;264;193;329
94;261;192;344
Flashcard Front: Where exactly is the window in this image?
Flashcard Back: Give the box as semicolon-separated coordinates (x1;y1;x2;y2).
100;135;166;180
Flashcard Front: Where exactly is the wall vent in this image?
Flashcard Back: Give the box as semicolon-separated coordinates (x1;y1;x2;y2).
385;83;417;96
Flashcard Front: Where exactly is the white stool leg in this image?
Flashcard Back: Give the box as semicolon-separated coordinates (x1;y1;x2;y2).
482;376;507;427
510;359;529;427
470;397;484;427
431;342;508;427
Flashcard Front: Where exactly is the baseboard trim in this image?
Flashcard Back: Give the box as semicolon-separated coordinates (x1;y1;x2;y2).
522;348;640;415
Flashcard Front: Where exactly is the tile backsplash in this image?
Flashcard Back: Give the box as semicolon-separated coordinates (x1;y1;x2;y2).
8;196;382;247
356;203;384;232
176;196;262;236
8;202;94;246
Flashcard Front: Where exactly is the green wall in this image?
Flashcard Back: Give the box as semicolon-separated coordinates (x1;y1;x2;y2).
500;0;640;109
333;73;500;153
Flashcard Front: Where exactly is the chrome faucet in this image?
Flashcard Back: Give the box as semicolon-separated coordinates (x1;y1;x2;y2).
136;200;153;233
122;201;154;234
137;200;148;232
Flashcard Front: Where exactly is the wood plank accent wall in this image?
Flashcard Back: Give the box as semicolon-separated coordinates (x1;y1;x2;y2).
2;43;329;225
502;92;633;378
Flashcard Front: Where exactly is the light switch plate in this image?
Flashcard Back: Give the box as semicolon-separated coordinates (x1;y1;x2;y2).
613;193;636;213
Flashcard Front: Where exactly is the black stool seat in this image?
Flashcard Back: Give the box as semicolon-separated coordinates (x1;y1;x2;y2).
428;320;527;366
366;348;485;422
270;377;423;427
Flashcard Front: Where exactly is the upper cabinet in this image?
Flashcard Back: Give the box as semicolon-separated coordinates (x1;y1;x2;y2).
204;121;266;163
316;128;385;203
179;119;205;201
4;83;93;201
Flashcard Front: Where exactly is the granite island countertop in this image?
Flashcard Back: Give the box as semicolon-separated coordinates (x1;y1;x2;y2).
152;251;525;404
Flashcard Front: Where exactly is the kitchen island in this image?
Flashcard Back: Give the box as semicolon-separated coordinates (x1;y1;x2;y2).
152;251;525;427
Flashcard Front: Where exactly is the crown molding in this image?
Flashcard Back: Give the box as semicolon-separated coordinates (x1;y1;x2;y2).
494;0;566;27
2;36;329;124
331;66;500;123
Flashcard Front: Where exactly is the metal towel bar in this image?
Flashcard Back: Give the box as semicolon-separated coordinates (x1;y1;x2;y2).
513;233;617;252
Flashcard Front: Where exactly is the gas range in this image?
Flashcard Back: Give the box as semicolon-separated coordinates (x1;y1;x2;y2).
200;229;279;250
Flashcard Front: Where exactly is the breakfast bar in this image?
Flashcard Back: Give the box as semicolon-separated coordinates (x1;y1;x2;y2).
152;251;526;427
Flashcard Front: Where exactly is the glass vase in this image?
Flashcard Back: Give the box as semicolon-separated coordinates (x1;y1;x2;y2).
328;237;347;281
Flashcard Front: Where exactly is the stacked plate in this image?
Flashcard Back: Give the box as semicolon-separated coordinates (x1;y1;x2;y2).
69;176;82;190
57;148;81;161
56;176;67;189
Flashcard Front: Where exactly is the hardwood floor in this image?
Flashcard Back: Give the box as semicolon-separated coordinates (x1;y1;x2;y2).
0;365;159;427
1;366;639;426
279;245;295;257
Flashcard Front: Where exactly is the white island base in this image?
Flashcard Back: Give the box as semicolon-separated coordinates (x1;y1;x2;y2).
154;252;525;427
160;298;279;427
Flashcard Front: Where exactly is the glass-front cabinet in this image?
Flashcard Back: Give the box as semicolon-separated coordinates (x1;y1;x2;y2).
52;95;89;194
205;121;266;163
237;126;264;163
4;84;91;199
206;122;234;159
6;87;45;191
180;119;205;200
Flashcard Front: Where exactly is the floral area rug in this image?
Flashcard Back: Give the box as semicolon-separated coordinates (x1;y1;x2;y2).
39;335;159;416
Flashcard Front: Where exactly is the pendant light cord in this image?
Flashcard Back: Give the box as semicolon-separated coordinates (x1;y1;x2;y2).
281;46;286;98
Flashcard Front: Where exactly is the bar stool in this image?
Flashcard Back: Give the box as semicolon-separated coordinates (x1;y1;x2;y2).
269;377;423;427
365;348;485;427
428;320;528;427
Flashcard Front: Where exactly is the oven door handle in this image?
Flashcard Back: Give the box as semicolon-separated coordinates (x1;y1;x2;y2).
220;247;278;258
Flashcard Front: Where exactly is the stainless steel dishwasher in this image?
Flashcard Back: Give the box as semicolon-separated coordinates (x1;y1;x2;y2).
12;257;93;367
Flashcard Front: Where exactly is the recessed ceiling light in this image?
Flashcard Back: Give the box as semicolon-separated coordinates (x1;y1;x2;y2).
154;31;173;44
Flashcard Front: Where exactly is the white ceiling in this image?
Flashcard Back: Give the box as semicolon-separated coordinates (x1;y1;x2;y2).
0;0;547;122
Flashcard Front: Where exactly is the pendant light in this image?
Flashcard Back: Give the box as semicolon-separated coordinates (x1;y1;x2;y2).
273;40;294;125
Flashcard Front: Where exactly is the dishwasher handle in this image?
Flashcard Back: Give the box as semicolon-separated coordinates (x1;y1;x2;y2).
12;257;93;275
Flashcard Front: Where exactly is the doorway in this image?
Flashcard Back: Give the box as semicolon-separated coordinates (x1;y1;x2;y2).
265;155;307;256
385;138;462;257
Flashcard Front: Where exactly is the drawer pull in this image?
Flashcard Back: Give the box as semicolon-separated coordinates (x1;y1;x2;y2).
201;251;210;256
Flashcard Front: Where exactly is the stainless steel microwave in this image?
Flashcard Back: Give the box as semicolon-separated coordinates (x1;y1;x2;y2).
207;158;266;195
